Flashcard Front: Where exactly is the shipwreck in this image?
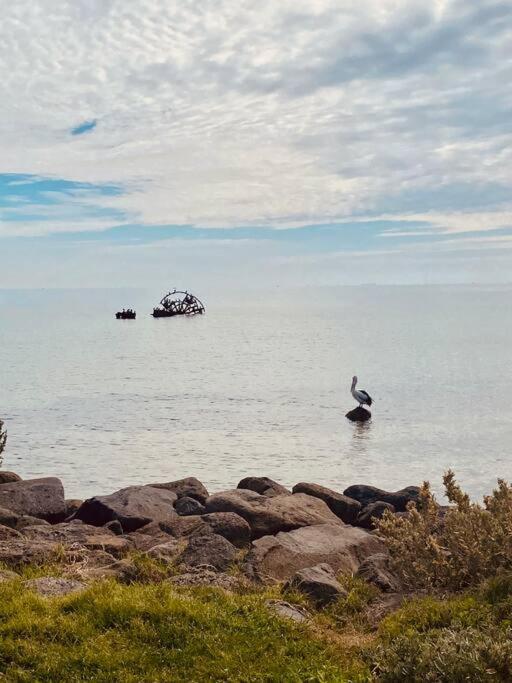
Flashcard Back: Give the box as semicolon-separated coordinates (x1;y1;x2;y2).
151;290;205;318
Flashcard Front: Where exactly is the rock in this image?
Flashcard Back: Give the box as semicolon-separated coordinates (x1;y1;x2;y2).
292;483;361;524
266;600;310;623
73;485;178;532
0;471;22;484
0;524;22;539
170;567;247;591
146;539;185;563
0;506;19;528
355;553;401;593
237;477;291;497
357;501;395;529
21;521;130;558
0;539;59;567
286;563;346;606
0;569;18;582
24;577;86;598
346;406;371;422
105;520;124;535
148;477;209;504
205;490;343;539
246;523;385;583
179;533;238;571
344;485;420;512
64;499;83;518
200;512;251;548
75;558;139;583
175;496;205;516
0;477;66;522
15;515;51;530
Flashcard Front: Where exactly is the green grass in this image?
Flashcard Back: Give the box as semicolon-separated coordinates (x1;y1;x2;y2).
0;578;369;682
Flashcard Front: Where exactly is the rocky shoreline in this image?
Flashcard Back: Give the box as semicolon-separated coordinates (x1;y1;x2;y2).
0;472;419;601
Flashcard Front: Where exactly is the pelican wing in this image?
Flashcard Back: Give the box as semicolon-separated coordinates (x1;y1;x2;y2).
358;390;373;405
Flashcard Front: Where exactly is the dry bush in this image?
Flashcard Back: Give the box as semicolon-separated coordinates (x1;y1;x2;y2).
0;419;6;465
377;471;512;590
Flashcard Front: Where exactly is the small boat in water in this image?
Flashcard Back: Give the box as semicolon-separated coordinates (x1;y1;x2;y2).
115;309;136;320
152;290;205;318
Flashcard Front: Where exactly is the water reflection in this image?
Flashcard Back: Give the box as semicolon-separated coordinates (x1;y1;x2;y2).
348;420;373;457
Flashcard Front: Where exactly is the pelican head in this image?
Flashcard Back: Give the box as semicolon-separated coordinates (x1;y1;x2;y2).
351;375;358;387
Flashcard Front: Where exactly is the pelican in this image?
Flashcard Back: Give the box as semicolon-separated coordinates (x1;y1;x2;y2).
351;376;373;407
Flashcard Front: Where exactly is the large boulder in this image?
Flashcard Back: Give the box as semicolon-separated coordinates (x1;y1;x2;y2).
73;485;178;532
205;490;343;539
343;485;420;512
24;577;86;598
0;524;21;539
175;497;205;516
148;477;209;504
0;539;59;567
245;523;386;582
355;553;401;593
237;477;291;497
356;501;395;529
292;483;361;524
179;534;238;571
285;563;346;606
0;478;66;522
21;521;130;557
200;512;251;548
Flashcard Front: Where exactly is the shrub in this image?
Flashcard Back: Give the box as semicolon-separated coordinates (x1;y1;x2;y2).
376;471;512;590
0;418;6;464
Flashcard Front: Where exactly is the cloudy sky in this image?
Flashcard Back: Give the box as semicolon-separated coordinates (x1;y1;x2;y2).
1;0;511;287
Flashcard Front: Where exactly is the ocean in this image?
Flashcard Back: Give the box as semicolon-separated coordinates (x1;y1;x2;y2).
1;285;511;501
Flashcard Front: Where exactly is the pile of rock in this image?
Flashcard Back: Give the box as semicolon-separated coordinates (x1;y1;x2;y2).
0;472;418;602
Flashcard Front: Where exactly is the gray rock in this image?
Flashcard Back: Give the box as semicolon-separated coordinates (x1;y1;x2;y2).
237;476;291;497
346;407;371;422
286;563;346;606
292;482;361;524
0;506;19;529
205;490;343;539
0;539;60;567
356;501;395;529
343;484;420;512
148;477;209;504
266;600;310;623
15;515;51;530
74;558;139;583
179;533;238;571
175;496;206;516
0;477;66;522
21;521;130;557
246;523;386;582
24;577;86;598
200;512;251;548
146;539;185;563
73;485;178;532
0;524;22;539
104;520;124;535
170;567;247;591
0;471;22;484
355;553;401;592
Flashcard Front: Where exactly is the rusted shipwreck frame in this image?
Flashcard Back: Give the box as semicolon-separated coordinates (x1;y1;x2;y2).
151;290;205;318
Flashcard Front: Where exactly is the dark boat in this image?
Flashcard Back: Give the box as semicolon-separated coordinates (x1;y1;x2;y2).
151;290;205;318
115;309;136;319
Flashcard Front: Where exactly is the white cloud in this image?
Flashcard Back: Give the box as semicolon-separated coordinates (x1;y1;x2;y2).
0;0;511;234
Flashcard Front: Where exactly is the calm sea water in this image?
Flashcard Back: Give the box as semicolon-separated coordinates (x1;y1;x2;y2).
1;286;511;501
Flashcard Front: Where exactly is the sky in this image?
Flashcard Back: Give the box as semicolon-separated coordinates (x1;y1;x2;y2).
1;0;512;288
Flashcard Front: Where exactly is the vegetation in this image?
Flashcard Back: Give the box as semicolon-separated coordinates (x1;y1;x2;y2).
376;470;512;590
371;574;512;681
0;418;6;464
0;577;368;682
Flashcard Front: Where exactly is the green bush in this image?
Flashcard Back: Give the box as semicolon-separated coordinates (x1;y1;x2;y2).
371;575;512;682
377;471;512;590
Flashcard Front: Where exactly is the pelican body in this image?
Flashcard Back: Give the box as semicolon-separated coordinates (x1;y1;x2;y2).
351;376;372;407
